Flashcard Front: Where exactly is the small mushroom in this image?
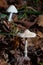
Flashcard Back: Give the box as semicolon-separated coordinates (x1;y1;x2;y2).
17;29;36;58
17;29;36;38
7;5;18;22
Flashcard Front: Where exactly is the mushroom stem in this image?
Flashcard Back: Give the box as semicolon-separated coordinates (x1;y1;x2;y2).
25;39;28;57
8;13;13;22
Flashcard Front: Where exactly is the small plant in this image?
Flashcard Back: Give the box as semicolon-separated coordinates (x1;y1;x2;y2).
40;63;43;65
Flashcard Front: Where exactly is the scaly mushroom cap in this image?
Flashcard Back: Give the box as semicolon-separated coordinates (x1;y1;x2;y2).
17;29;36;38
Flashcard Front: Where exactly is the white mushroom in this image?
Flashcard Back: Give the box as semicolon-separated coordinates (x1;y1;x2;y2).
17;29;36;58
17;29;36;38
7;5;18;22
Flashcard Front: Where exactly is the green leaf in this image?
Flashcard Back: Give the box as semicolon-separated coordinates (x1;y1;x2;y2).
0;13;7;19
40;63;43;65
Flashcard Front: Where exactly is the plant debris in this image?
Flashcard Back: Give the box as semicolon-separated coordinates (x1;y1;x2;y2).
0;0;43;65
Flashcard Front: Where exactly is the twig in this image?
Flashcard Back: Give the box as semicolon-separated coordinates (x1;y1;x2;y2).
27;6;37;12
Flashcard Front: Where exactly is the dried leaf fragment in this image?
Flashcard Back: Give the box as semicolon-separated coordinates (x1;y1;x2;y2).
37;31;43;38
0;0;8;9
0;59;7;65
37;15;43;27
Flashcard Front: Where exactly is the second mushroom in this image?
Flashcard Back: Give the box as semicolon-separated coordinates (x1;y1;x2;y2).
17;29;36;58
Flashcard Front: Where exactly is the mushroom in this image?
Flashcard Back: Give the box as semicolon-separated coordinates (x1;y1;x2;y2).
17;29;36;38
7;5;18;22
17;29;36;58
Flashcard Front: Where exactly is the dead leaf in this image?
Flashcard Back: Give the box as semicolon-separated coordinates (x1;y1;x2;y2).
0;59;7;65
37;31;43;38
10;36;22;49
14;18;36;29
13;15;18;22
0;0;8;9
37;15;43;27
0;35;5;40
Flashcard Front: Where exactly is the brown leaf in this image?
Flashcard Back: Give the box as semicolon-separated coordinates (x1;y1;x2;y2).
13;15;18;22
2;21;11;32
10;36;22;49
37;15;43;27
0;35;5;40
0;0;8;9
14;18;36;29
0;59;7;65
37;31;43;38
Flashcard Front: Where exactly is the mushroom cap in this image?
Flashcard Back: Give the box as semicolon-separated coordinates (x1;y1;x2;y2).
17;29;36;38
7;5;18;13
